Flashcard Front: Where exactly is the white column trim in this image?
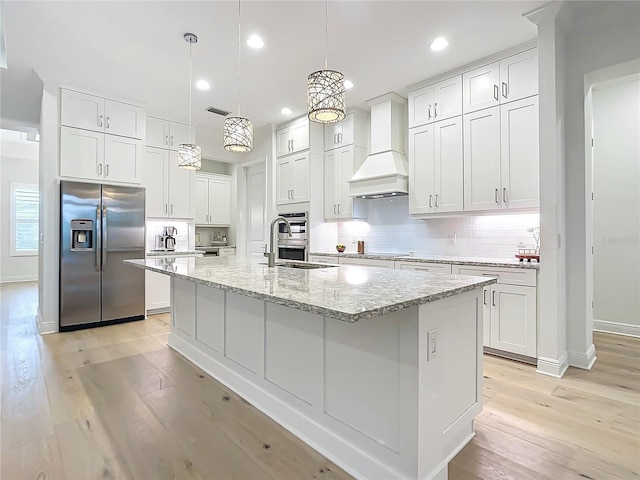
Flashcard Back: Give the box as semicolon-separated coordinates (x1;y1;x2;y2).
536;354;569;378
567;344;597;370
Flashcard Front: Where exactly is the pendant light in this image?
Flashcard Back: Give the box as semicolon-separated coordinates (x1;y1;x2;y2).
307;0;346;124
224;0;253;153
177;33;202;170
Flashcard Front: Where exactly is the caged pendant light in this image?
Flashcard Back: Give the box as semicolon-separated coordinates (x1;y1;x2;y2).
224;0;253;153
177;33;202;170
307;0;346;124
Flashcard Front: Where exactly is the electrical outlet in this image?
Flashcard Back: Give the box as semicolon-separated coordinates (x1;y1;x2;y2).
427;328;438;361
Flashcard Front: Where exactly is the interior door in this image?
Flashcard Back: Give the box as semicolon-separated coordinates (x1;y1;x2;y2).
246;161;267;256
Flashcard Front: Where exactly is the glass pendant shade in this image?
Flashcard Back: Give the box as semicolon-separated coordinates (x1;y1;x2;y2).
307;69;346;123
223;116;253;153
177;143;202;170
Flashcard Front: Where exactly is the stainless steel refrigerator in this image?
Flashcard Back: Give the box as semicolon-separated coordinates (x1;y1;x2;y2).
60;181;145;330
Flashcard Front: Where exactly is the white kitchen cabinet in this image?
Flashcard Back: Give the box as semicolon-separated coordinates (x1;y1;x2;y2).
218;247;236;256
462;48;537;114
408;75;462;128
195;173;232;226
276;117;309;157
146;116;195;150
277;152;309;205
60;126;142;184
143;147;193;219
324;111;368;151
60;89;144;139
338;257;394;269
409;117;463;215
394;262;452;273
463;98;539;212
308;255;338;264
146;270;171;312
324;145;367;220
453;264;537;358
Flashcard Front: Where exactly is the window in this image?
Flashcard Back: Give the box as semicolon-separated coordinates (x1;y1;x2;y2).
10;182;39;256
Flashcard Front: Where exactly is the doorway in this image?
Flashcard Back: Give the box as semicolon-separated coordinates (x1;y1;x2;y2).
244;160;267;257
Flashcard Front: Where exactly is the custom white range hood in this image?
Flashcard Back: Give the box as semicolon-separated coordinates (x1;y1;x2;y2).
348;92;409;198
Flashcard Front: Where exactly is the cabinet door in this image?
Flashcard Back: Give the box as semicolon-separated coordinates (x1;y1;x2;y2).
482;286;491;347
490;284;537;357
276;127;293;157
434;117;463;213
309;255;337;264
462;62;500;114
291;118;310;154
194;176;209;224
324;150;339;218
103;135;142;184
146;117;170;148
395;262;452;273
143;147;169;217
324;122;340;151
339;257;394;268
500;96;539;209
408;85;434;128
432;76;462;121
276;157;294;204
146;270;170;311
324;113;354;150
292;153;310;202
104;99;145;139
337;147;356;218
463;106;501;211
408;124;435;215
209;178;232;225
169;122;196;150
60;127;104;180
499;49;538;104
60;90;104;133
168;151;194;218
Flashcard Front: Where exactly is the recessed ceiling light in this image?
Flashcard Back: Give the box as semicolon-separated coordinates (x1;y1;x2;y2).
281;107;292;115
430;37;448;51
247;35;264;49
196;79;210;90
344;79;354;90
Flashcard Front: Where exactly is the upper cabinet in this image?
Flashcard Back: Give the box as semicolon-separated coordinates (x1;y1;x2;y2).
60;89;144;140
408;76;462;128
276;117;309;157
195;174;232;226
146;116;196;150
324;145;367;220
462;48;538;114
142;147;193;219
324;110;368;151
277;152;310;205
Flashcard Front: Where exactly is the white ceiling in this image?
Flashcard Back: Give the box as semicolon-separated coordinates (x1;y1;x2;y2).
1;0;544;162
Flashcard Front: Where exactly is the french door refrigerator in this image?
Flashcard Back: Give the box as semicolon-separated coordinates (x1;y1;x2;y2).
60;181;145;330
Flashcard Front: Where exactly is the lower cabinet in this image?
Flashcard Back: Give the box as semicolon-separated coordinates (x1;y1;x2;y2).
309;255;339;264
146;270;170;313
453;264;537;358
394;261;452;273
336;257;395;269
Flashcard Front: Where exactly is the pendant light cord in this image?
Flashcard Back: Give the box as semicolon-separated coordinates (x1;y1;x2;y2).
237;0;242;117
324;0;328;69
188;39;193;143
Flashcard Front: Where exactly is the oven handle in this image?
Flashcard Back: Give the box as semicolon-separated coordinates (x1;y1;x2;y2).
277;244;307;249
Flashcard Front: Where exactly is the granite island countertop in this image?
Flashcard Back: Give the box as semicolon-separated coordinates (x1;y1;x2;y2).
146;250;204;257
310;252;540;269
125;256;496;323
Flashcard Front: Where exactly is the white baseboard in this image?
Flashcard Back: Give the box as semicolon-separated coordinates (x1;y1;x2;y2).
567;344;597;370
594;319;640;338
37;310;57;334
536;354;569;378
0;275;38;284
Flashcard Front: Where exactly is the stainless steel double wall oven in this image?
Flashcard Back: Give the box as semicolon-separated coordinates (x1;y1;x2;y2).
277;212;308;261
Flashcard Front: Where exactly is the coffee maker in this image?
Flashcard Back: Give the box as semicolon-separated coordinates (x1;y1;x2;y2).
159;226;177;251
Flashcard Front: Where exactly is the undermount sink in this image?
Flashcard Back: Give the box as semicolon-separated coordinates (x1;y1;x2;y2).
261;261;338;269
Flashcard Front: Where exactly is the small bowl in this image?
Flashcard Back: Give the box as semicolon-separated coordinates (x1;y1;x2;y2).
336;245;346;253
409;251;417;257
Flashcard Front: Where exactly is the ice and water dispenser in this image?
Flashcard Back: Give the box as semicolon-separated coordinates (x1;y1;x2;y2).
70;219;94;251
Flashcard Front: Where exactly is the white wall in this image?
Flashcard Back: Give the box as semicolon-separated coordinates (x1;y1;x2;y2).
0;133;39;283
562;2;640;356
592;77;640;334
328;196;539;258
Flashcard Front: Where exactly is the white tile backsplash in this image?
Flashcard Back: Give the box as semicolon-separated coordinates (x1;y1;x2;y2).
333;196;539;259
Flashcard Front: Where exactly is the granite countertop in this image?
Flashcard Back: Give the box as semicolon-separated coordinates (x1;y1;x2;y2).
310;252;540;270
146;250;204;257
125;256;495;323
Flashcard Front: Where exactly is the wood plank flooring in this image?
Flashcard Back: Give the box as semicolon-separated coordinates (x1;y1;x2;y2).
1;282;638;479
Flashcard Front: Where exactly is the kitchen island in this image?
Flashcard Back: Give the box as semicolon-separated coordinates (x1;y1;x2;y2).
126;256;495;480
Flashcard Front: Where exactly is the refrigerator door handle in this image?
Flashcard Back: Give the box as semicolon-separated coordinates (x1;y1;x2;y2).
101;205;108;270
96;205;102;271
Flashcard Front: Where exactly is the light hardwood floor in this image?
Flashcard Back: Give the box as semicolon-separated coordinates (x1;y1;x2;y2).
1;282;638;479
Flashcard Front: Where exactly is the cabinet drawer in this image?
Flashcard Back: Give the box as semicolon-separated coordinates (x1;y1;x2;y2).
309;255;338;264
339;257;394;269
395;261;452;273
452;264;536;286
